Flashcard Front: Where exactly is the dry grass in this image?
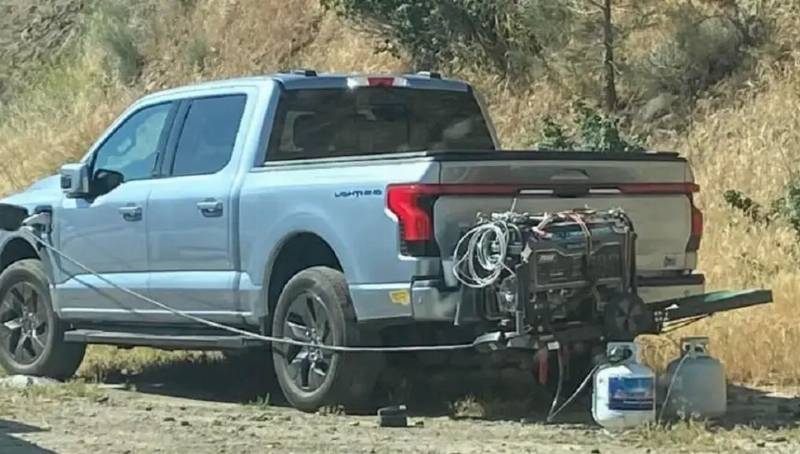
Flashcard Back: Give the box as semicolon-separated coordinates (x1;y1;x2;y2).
1;378;107;403
77;346;199;383
642;65;800;384
1;0;800;385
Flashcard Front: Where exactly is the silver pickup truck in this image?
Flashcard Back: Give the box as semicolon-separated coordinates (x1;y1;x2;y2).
0;71;768;412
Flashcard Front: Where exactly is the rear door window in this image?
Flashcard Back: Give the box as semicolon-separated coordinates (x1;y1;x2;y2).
171;94;247;176
266;88;495;161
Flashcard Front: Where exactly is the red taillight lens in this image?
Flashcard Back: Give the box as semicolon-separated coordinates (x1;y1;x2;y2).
386;184;441;256
386;184;520;248
386;185;435;242
687;201;703;252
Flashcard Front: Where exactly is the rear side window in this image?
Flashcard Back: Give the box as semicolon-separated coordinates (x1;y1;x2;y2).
266;88;495;161
172;94;246;176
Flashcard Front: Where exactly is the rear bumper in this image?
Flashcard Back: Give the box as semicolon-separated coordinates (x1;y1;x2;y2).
350;274;706;324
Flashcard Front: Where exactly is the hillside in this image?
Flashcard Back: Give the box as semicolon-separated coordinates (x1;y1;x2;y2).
1;0;800;384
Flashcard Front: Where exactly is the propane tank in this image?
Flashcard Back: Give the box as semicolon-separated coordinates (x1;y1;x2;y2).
592;341;656;429
663;337;726;419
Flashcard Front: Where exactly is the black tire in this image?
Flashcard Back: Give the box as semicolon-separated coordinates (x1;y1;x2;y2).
0;259;85;379
272;266;381;412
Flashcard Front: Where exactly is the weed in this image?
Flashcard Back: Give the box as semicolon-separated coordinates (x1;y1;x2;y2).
185;34;211;72
249;394;272;410
449;395;485;420
13;380;107;402
624;420;717;449
318;405;345;416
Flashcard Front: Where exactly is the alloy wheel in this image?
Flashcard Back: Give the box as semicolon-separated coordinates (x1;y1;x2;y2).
281;291;333;392
0;282;49;365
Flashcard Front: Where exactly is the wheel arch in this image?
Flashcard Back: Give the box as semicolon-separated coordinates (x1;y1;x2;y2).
0;235;41;274
263;231;345;331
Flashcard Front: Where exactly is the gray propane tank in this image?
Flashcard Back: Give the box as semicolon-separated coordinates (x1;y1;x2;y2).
663;337;726;419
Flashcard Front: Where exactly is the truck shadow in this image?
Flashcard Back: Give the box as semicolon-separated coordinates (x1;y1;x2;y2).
104;353;800;430
105;351;283;405
0;420;57;454
719;384;800;430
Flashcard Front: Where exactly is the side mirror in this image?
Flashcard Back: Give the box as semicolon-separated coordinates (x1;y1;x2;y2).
91;169;125;196
60;163;90;198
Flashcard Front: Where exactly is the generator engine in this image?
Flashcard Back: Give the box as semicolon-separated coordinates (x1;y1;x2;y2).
454;209;652;349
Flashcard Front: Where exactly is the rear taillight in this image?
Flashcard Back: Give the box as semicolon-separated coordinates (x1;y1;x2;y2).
687;197;703;252
386;185;440;256
386;185;435;242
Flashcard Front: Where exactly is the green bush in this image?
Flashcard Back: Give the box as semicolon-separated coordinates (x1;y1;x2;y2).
538;117;575;151
725;179;800;234
537;103;645;152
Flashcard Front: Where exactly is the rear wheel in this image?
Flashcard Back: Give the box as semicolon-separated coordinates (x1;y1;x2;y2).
0;259;85;379
272;266;381;412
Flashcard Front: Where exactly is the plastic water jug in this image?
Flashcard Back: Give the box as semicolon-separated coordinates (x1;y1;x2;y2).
592;341;656;429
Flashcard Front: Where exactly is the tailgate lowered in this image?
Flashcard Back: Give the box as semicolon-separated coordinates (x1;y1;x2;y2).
473;289;773;350
645;289;773;331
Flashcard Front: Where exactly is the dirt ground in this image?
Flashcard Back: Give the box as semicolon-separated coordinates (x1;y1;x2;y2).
1;355;800;454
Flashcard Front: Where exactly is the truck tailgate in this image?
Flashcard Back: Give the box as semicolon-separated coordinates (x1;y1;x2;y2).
433;155;697;274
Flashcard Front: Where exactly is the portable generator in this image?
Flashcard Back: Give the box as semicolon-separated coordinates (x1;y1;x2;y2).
454;209;654;350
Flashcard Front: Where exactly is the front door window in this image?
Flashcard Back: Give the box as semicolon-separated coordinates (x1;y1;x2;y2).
92;103;173;182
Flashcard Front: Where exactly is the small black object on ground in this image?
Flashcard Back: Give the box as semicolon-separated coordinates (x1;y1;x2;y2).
378;405;408;428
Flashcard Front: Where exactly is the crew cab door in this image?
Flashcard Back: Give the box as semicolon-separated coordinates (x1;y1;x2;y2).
144;93;248;324
53;101;177;321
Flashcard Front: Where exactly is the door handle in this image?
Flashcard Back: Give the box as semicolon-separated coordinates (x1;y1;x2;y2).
118;204;143;222
196;199;223;217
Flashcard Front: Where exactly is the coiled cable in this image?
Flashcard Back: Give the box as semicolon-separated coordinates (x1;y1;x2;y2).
452;220;513;288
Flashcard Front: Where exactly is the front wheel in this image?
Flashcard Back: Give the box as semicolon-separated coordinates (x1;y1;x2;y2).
271;267;381;412
0;259;86;379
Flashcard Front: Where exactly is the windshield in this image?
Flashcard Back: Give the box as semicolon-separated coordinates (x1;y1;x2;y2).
266;87;495;161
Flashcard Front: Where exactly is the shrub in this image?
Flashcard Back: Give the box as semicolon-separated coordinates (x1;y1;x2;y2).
321;0;572;75
538;117;575;151
537;103;644;152
633;2;764;99
85;1;144;84
185;34;211;72
725;179;800;235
